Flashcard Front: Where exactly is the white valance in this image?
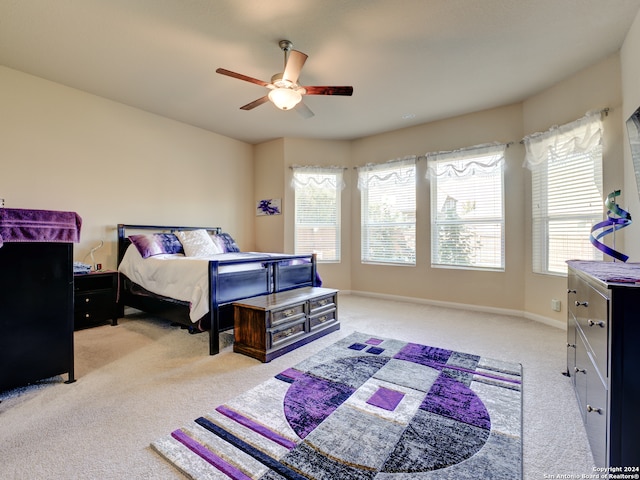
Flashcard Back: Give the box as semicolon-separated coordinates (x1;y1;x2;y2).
291;165;346;190
356;156;417;190
426;143;506;179
522;111;603;170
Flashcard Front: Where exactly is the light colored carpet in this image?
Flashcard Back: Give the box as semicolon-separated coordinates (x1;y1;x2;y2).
0;294;593;479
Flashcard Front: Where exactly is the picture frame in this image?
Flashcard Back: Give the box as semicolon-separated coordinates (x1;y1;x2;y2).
256;198;281;216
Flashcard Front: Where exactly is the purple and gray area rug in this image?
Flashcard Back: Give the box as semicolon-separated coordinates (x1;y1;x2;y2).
151;332;522;479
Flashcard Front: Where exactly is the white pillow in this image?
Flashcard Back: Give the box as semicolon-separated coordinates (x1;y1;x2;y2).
175;229;223;257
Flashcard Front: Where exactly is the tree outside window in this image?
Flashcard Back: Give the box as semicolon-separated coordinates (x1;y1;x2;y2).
428;144;506;271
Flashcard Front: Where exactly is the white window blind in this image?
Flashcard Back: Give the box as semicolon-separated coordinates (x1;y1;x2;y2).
524;112;604;275
358;157;416;265
292;167;342;262
428;144;506;270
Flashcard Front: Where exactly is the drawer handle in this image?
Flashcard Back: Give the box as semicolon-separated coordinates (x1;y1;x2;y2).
282;327;295;337
318;299;329;306
85;298;91;303
317;315;328;323
586;404;602;415
574;301;588;307
567;289;576;294
588;319;605;328
574;367;586;374
566;343;576;349
283;309;295;317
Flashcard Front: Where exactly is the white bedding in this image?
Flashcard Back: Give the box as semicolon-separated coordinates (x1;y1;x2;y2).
118;245;277;322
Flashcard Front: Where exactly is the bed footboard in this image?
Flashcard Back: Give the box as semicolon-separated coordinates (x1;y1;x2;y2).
206;254;317;355
116;224;318;356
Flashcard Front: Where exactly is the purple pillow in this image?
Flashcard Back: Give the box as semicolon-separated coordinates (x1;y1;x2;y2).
213;232;240;253
129;233;184;259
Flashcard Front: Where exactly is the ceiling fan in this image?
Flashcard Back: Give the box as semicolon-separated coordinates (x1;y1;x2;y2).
216;40;353;118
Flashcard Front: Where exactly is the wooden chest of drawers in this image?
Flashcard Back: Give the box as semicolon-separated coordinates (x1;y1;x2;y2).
566;262;640;468
233;287;339;362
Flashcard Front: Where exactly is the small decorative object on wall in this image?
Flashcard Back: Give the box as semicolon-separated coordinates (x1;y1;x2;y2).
590;190;632;262
256;198;281;216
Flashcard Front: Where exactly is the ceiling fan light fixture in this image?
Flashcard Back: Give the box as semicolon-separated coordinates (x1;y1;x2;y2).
216;39;352;116
268;87;302;110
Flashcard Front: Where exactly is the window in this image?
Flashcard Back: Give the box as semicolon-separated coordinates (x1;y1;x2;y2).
292;166;342;262
524;112;604;275
428;144;506;270
358;157;416;265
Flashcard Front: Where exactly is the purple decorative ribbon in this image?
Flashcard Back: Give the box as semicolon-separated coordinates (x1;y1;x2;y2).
590;190;632;262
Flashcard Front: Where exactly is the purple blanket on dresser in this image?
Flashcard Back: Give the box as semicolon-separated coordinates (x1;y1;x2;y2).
567;260;640;283
0;208;82;247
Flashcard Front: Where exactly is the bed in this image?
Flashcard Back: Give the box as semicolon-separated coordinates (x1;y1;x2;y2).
116;224;319;355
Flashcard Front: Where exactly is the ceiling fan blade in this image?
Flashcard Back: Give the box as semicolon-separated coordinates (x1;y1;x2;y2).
240;96;270;110
295;101;314;119
282;50;307;84
304;86;353;96
216;68;270;87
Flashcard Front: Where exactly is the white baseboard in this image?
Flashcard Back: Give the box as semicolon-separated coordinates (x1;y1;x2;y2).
342;289;566;330
522;311;566;330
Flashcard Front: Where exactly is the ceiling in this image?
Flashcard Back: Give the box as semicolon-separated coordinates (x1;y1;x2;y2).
2;0;640;145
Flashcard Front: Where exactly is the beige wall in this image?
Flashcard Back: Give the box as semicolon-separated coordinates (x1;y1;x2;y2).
621;8;640;261
253;138;353;290
253;139;285;253
349;104;526;315
0;66;254;268
338;53;623;327
282;138;352;290
522;54;623;325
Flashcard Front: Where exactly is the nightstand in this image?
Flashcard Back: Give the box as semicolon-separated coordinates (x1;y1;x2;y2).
74;271;118;330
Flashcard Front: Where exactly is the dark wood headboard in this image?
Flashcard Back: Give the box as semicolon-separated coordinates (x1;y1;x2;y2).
116;224;222;266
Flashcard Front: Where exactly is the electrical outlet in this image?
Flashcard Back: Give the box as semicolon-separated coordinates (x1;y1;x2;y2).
551;299;561;312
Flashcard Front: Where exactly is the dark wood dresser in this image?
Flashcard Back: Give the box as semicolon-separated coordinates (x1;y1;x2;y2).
566;260;640;468
233;287;339;362
0;242;75;391
0;208;80;392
